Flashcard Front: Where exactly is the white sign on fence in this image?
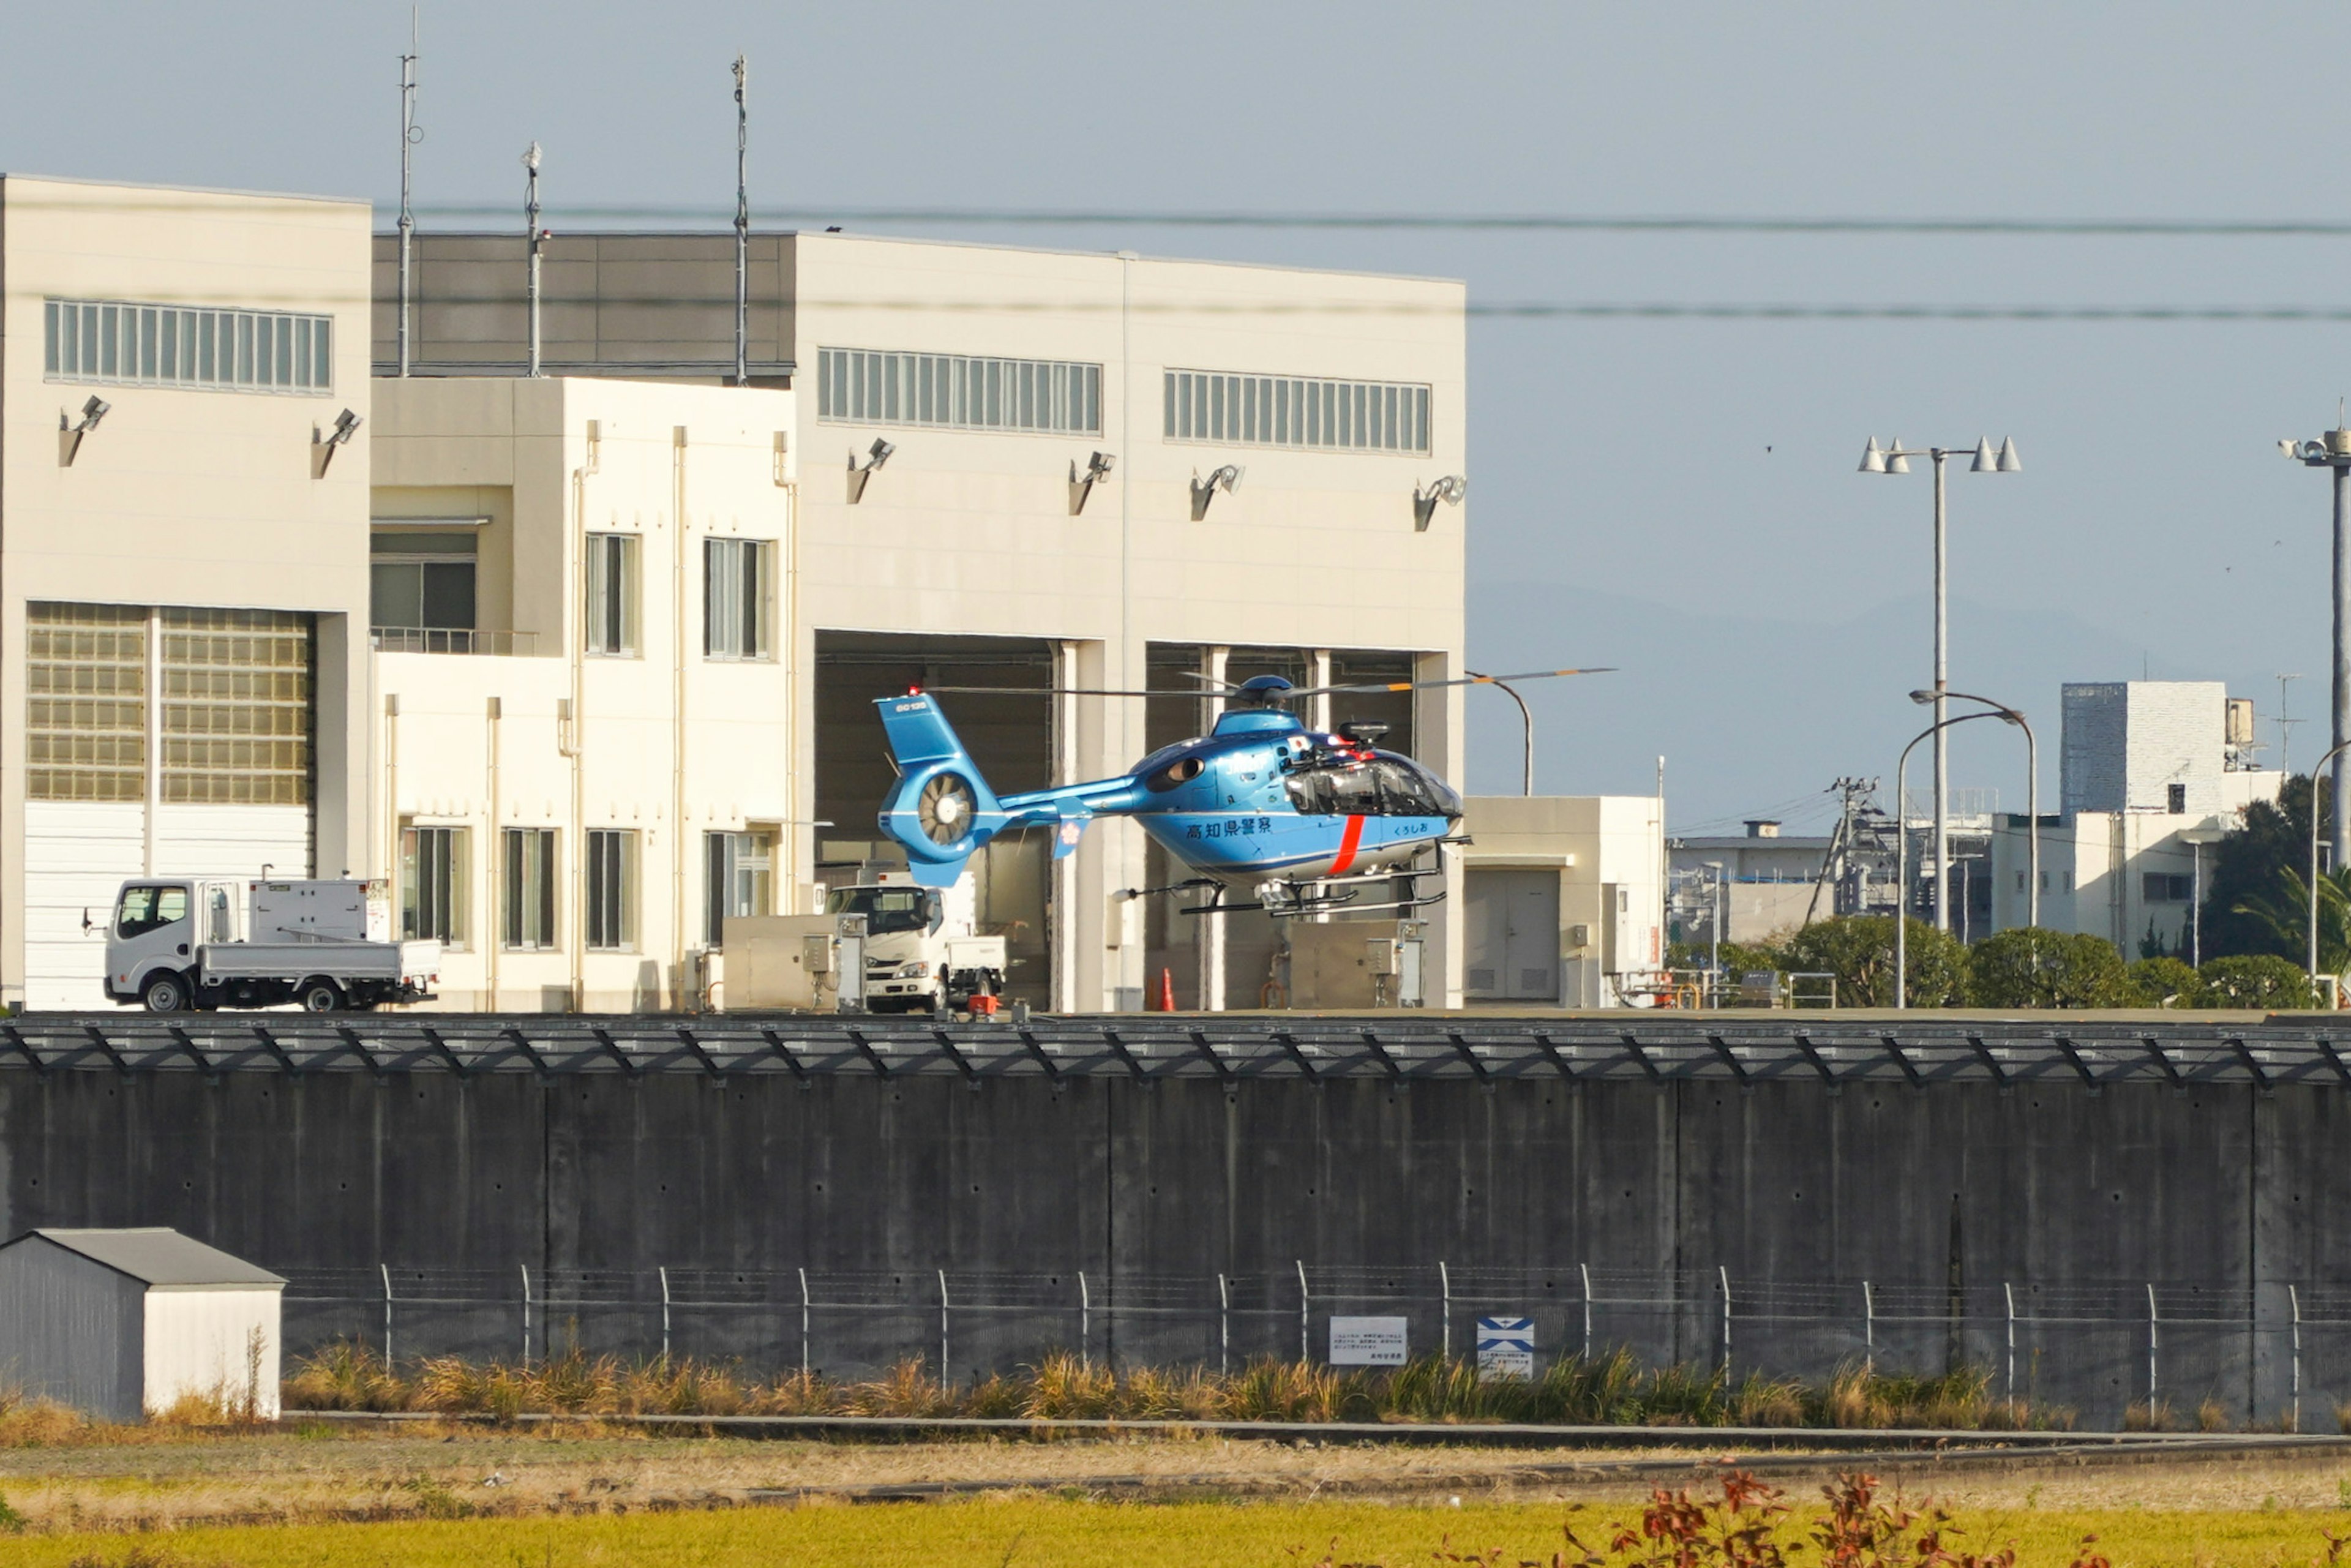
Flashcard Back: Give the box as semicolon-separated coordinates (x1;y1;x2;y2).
1476;1315;1535;1379
1329;1315;1409;1365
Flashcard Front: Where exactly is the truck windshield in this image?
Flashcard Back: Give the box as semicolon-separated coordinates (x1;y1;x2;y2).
823;887;941;936
116;885;189;939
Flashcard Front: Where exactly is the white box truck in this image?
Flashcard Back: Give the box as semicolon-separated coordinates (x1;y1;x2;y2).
98;877;439;1013
821;868;1006;1015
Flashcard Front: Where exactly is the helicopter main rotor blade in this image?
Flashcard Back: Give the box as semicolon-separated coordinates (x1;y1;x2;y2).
1284;667;1619;699
912;684;1215;698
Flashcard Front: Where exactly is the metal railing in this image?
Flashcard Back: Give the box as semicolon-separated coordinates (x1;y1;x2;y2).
370;626;538;656
275;1261;2351;1431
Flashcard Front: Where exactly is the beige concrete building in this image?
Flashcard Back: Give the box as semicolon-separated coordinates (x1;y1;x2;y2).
1;177;373;1010
1459;796;1665;1008
378;231;1471;1011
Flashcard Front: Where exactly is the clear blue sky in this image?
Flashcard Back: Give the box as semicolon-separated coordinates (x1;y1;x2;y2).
9;2;2347;831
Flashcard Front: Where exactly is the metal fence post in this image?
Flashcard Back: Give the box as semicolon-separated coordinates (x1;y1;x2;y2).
659;1266;672;1362
1862;1279;1875;1361
520;1264;532;1367
2146;1282;2159;1412
1439;1261;1452;1362
938;1269;951;1392
1580;1262;1592;1361
1297;1259;1310;1363
1218;1274;1231;1377
1719;1266;1732;1379
797;1266;811;1378
1079;1271;1090;1365
381;1263;394;1366
2291;1283;2304;1435
2003;1281;2015;1409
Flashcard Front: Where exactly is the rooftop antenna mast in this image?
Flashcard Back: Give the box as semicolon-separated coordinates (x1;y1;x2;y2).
396;9;420;377
523;141;543;378
733;53;749;386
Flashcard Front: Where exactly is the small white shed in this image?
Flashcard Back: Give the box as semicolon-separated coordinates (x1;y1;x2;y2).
0;1228;284;1421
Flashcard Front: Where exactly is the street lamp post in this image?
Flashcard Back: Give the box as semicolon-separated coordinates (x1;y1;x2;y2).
2308;740;2351;984
1861;435;2022;934
2280;419;2351;887
1911;688;2039;930
1894;710;2009;1009
1467;669;1535;795
2178;828;2224;968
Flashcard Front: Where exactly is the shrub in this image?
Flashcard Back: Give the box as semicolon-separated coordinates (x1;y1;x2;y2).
1775;915;1967;1007
1968;928;2135;1008
2128;956;2202;1007
2196;953;2319;1010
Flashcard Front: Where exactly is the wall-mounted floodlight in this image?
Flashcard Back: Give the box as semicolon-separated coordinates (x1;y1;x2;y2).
1068;450;1116;516
1189;463;1243;521
847;438;895;504
1412;474;1467;530
58;396;110;467
312;408;364;477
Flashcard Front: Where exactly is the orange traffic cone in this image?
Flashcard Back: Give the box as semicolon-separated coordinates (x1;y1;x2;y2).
1157;967;1177;1013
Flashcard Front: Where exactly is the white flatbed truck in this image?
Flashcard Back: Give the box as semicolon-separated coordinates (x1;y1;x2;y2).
822;868;1007;1015
99;877;440;1013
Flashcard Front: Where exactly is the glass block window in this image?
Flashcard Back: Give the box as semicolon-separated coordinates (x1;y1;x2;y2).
26;603;148;802
45;299;333;393
818;347;1100;434
1164;369;1430;454
160;609;314;805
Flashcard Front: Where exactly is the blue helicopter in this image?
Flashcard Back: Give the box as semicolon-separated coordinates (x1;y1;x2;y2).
872;667;1607;917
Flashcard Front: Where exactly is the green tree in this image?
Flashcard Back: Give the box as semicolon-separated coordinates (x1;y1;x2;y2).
1967;928;2135;1008
2195;953;2319;1010
2128;956;2202;1007
2199;774;2323;962
1775;915;1968;1008
2229;863;2351;980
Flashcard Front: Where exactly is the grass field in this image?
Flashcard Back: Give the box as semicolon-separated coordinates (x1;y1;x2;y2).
8;1496;2351;1568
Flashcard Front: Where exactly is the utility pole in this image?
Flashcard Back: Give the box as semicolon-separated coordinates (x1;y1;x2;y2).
523;143;543;378
397;10;419;378
733;53;749;387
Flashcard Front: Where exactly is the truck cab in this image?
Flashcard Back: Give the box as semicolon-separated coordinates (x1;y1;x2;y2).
823;867;1005;1015
104;880;233;1009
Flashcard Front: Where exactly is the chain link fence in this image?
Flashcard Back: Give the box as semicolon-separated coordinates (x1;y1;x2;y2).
276;1263;2351;1430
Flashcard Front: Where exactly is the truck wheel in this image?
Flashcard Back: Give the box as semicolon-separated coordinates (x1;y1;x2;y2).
297;979;344;1013
141;972;190;1013
926;977;950;1015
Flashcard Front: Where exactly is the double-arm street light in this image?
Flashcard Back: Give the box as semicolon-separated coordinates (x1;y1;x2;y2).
1894;709;2009;1009
1861;434;2022;932
2309;738;2351;986
1911;688;2039;930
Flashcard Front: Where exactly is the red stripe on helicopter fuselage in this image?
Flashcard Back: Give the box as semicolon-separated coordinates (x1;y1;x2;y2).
1327;814;1367;876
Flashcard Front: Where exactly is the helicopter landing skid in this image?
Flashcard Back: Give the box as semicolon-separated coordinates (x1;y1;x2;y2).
1177;868;1448;920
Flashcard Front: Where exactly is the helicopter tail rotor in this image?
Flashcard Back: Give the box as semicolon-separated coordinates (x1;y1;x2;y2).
874;693;1011;887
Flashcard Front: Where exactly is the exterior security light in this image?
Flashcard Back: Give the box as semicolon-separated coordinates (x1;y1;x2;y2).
1068;450;1117;516
312;408;364;477
1412;474;1468;531
847;438;896;504
1908;689;1937;704
59;396;112;466
1189;463;1243;521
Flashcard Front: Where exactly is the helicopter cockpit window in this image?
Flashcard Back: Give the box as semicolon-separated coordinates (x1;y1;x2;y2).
1283;756;1456;817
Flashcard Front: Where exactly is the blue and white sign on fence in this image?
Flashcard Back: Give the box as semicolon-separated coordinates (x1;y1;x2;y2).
1476;1315;1535;1379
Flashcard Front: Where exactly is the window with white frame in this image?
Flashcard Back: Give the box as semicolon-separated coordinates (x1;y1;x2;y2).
402;825;469;947
703;539;773;661
585;534;639;656
45;298;332;393
818;347;1101;435
705;830;774;946
585;829;637;951
503;828;558;950
1163;369;1430;455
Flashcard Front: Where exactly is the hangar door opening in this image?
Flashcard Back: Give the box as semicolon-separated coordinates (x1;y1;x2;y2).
814;632;1056;1009
23;604;317;1011
1463;868;1560;1003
